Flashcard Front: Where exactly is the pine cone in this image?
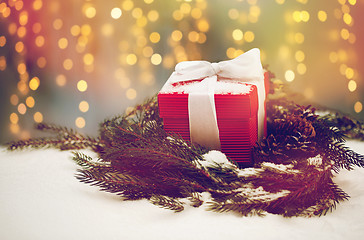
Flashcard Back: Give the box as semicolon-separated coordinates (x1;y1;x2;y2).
254;134;317;165
271;114;316;138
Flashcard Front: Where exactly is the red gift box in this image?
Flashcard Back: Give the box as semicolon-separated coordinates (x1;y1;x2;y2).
158;72;269;167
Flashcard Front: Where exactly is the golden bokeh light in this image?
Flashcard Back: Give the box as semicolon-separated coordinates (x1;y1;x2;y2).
101;23;114;37
84;5;96;18
79;101;89;113
232;29;243;41
171;30;183;41
56;74;66;86
26;96;35;108
53;18;63;30
295;50;305;62
151;53;162;65
126;88;137;100
37;57;47;68
77;80;88;92
32;22;42;33
35;35;45;47
285;70;295;82
10;113;19;124
197;19;209;32
33;0;43;11
19;11;28;26
17;26;26;38
354;101;363;113
297;63;307;75
0;35;6;47
111;7;122;19
122;0;134;11
345;67;354;79
149;32;160;43
318;10;327;22
126;54;137;65
348;80;357;92
70;25;81;36
75;117;86;128
34;112;43;123
83;53;94;65
29;77;40;91
244;31;255;42
0;56;6;71
10;124;20;134
10;94;19;106
63;59;73;70
58;37;68;49
18;103;27;115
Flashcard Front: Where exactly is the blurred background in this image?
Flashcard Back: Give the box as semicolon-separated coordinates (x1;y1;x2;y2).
0;0;363;144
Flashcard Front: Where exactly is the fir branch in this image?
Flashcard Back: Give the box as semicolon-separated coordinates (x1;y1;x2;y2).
149;195;184;212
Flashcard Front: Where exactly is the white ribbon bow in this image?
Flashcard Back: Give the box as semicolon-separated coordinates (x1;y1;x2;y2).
167;48;266;150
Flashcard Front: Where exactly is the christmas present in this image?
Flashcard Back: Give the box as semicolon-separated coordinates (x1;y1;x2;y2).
158;48;268;167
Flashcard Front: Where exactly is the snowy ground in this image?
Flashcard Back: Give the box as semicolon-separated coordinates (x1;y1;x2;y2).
1;140;364;240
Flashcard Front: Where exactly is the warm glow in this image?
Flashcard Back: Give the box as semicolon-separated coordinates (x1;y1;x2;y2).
354;101;362;113
75;117;86;128
53;18;63;30
58;37;68;49
232;29;243;41
244;31;255;42
297;63;307;75
111;7;122;19
83;53;94;65
285;70;295;82
56;74;66;86
34;112;43;123
33;0;43;10
197;19;209;32
345;67;354;79
70;25;81;36
19;11;28;26
318;10;327;22
10;113;19;124
35;35;45;47
77;80;88;92
149;32;160;43
29;77;40;90
348;80;357;92
0;36;6;47
18;103;27;115
63;59;73;70
295;50;305;62
26;96;35;108
84;6;96;18
10;94;19;105
151;53;162;65
126;88;137;100
15;41;24;53
79;101;89;112
126;54;137;65
0;56;6;71
37;57;47;68
171;30;183;41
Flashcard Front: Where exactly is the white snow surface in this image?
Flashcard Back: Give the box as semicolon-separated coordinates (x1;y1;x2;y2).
1;140;364;240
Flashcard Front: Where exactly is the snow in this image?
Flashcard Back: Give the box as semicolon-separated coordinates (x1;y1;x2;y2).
160;80;252;95
1;140;364;240
201;150;236;169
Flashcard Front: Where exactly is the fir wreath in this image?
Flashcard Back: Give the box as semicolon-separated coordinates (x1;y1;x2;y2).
7;73;364;217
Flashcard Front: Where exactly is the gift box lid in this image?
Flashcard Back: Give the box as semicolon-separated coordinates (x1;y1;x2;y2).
158;81;258;119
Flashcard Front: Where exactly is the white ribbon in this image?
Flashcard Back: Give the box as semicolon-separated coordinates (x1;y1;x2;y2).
167;48;266;150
